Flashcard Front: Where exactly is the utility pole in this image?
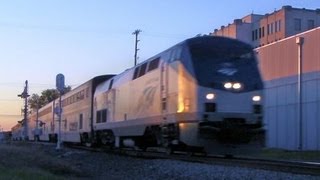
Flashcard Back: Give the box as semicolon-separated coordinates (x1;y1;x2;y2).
18;80;30;141
35;96;39;141
132;29;142;66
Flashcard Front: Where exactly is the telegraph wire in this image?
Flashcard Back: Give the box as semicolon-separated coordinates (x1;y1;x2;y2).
0;82;79;88
143;31;188;39
0;21;190;39
0;114;21;117
0;99;21;102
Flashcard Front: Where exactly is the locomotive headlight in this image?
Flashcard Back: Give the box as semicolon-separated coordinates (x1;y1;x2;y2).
252;95;261;102
206;93;215;100
224;82;232;89
233;83;242;89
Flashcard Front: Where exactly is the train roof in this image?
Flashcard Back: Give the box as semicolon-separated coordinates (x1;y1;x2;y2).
133;36;252;66
95;36;256;97
60;74;115;98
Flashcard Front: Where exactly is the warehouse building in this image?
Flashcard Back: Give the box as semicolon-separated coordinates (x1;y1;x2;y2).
212;6;320;150
256;27;320;150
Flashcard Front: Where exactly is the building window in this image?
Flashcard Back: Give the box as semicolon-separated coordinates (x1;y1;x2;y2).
270;23;274;34
254;29;258;40
294;18;301;31
267;24;270;35
308;20;315;30
262;27;265;37
258;28;261;39
275;21;278;32
252;30;255;41
278;20;281;31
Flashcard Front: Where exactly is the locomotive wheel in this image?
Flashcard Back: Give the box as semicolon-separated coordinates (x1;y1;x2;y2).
85;142;92;147
165;147;173;155
99;131;115;147
81;133;92;147
101;136;108;145
186;151;194;156
197;149;208;156
34;135;40;142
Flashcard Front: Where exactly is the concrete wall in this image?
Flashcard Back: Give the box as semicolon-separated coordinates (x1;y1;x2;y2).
256;28;320;150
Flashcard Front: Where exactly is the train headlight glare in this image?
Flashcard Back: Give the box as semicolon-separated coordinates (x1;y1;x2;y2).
224;82;232;89
179;123;185;129
233;83;242;89
252;95;261;102
206;93;215;100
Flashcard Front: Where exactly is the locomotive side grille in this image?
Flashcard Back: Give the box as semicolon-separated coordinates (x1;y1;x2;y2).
205;103;216;112
253;104;262;114
223;118;245;125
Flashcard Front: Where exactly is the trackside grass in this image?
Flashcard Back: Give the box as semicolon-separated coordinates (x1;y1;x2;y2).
0;142;88;179
0;165;64;180
258;148;320;162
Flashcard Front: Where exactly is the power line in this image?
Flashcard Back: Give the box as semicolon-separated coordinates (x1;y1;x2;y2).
0;21;191;39
0;82;52;87
0;99;21;102
0;82;79;89
143;31;188;39
0;114;21;117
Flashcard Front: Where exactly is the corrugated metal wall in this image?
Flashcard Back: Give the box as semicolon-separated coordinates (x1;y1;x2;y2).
256;27;320;150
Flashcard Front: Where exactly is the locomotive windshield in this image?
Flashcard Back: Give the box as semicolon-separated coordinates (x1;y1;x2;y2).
188;37;263;92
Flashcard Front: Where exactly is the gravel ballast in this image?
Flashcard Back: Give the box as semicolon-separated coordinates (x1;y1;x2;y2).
3;142;319;179
59;148;319;179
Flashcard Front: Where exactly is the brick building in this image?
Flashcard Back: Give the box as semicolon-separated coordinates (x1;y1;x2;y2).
212;6;320;48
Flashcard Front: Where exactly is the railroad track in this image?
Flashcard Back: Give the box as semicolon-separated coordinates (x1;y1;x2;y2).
65;144;320;176
195;155;320;176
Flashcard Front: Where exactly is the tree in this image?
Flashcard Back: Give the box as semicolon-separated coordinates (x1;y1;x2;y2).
28;94;43;110
64;85;72;93
28;86;72;110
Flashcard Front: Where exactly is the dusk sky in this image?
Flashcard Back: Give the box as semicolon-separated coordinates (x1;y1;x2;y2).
0;0;319;131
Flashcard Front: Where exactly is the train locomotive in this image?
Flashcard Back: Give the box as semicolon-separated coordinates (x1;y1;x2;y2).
16;36;264;154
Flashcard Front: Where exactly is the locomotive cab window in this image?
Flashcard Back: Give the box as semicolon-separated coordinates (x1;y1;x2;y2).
189;38;263;92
